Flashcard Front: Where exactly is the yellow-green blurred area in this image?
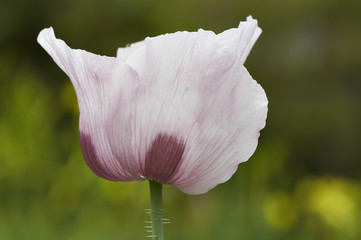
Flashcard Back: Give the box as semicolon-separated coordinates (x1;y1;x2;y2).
1;0;360;239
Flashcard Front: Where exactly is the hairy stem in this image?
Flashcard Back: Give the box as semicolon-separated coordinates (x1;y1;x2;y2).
149;180;164;240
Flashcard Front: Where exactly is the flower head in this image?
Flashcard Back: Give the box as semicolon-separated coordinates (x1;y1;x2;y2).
37;17;268;195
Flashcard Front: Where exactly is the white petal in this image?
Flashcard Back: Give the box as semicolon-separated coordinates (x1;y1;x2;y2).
37;28;142;181
38;17;267;194
216;16;262;64
116;40;145;62
126;18;267;193
127;29;235;180
174;66;268;194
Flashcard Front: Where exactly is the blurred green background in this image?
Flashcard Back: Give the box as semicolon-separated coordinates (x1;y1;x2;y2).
1;0;361;239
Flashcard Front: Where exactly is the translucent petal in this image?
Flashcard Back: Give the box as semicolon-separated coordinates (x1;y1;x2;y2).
125;16;267;193
216;16;262;64
38;28;142;181
38;16;267;194
174;66;268;194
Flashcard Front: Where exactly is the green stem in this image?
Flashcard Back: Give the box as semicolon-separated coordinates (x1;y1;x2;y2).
149;180;164;240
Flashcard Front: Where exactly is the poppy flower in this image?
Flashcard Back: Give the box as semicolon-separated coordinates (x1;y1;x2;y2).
37;16;268;195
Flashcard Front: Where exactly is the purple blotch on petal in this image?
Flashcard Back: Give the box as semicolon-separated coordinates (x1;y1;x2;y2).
144;133;186;183
79;132;119;181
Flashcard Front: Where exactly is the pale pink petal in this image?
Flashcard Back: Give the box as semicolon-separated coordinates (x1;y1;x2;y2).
126;30;226;182
38;17;267;194
37;28;142;181
116;40;145;62
175;66;267;194
127;18;267;194
217;16;262;64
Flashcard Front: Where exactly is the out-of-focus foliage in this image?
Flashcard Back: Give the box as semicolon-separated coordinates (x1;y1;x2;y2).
1;0;360;239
